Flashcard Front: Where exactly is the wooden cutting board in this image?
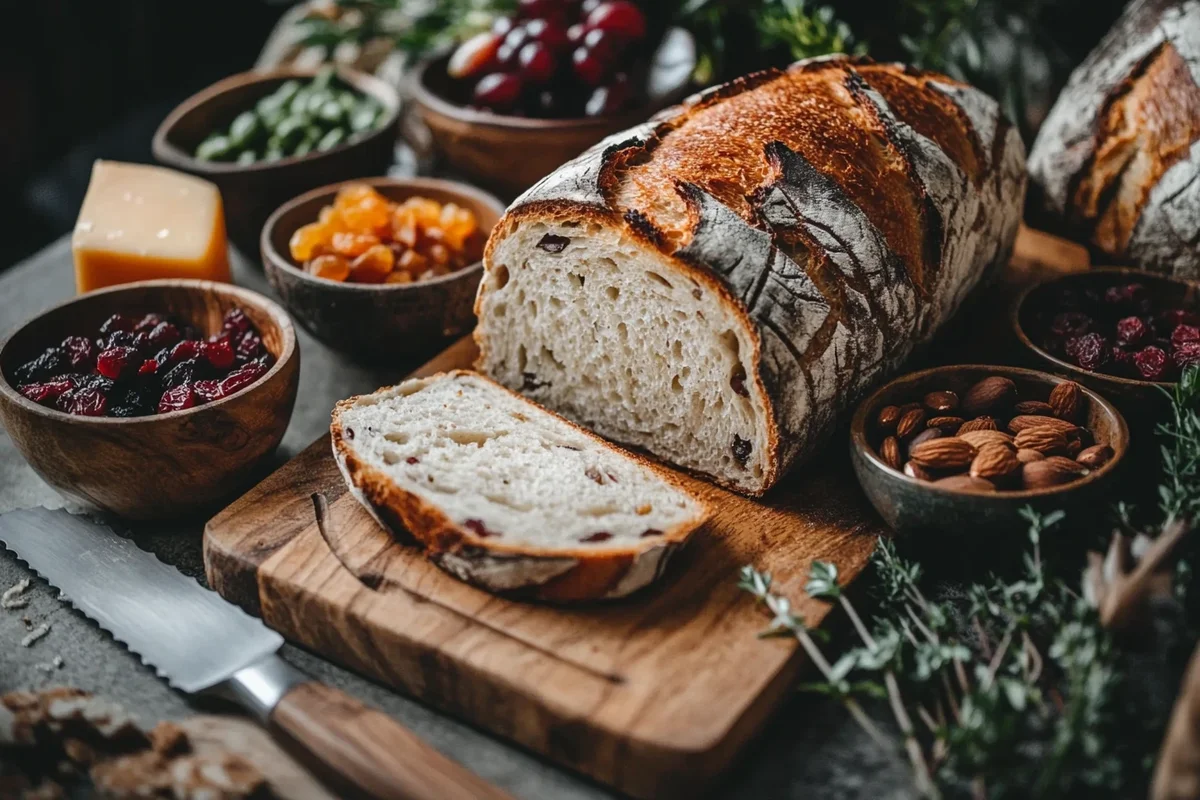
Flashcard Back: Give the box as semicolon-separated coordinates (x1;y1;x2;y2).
203;226;1089;799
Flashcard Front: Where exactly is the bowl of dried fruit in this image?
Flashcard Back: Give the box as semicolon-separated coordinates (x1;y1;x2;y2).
0;279;299;520
1012;267;1199;413
850;365;1129;539
261;177;504;364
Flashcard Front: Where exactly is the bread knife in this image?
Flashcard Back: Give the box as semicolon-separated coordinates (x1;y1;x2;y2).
0;507;512;800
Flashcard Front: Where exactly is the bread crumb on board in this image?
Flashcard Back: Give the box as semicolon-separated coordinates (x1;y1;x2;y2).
2;578;31;609
20;623;51;648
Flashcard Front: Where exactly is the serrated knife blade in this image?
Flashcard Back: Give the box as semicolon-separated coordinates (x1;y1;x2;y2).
0;507;280;693
0;506;510;800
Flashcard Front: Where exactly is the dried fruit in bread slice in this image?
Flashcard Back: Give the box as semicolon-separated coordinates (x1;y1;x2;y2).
330;370;709;602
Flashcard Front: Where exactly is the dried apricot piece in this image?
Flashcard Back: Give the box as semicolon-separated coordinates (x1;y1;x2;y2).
330;231;380;257
308;254;350;282
349;244;395;283
289;222;329;261
385;270;414;284
398;249;427;273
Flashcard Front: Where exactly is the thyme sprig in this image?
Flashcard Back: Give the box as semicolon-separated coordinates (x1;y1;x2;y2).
740;366;1200;797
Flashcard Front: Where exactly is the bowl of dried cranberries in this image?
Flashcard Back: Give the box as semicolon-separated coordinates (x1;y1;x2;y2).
409;1;695;194
1013;268;1200;410
0;279;299;520
262;176;504;365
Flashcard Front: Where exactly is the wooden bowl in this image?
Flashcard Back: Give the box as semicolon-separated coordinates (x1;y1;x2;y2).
849;365;1129;543
0;280;299;520
261;176;504;365
153;66;400;254
1011;267;1198;415
409;28;695;196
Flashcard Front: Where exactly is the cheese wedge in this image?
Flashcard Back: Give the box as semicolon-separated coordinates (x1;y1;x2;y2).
72;161;231;293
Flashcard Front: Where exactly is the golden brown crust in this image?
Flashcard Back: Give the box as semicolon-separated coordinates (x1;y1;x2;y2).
330;372;710;600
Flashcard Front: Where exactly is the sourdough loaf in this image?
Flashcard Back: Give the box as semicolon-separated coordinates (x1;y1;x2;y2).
331;370;709;601
475;56;1026;495
1028;0;1200;277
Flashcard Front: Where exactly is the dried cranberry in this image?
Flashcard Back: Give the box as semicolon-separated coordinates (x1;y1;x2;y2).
536;233;570;253
1110;346;1138;377
223;308;252;337
1135;345;1171;381
18;379;75;406
138;359;159;376
99;313;134;337
162;358;200;389
1066;333;1108;371
732;434;752;465
1104;283;1147;311
730;365;749;397
219;363;267;396
168;340;202;365
76;374;115;396
406;456;420;465
1115;316;1149;346
133;314;164;334
68;388;107;417
463;518;499;537
96;346;138;380
158;384;197;413
202;338;236;371
61;336;96;371
236;332;263;362
1174;341;1200;369
13;347;66;385
1172;324;1200;348
193;379;222;404
1049;311;1092;339
581;531;613;542
1159;309;1200;331
103;330;138;350
640;529;664;538
146;321;181;350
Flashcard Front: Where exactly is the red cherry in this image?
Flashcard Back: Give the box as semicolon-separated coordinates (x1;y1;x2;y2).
585;73;631;116
567;23;586;44
448;31;502;78
473;72;524;110
491;16;515;36
518;42;557;83
525;18;570;51
572;45;608;86
503;24;531;53
518;0;564;20
581;0;602;14
586;1;646;40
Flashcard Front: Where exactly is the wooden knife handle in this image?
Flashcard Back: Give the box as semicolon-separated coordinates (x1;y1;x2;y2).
270;682;512;800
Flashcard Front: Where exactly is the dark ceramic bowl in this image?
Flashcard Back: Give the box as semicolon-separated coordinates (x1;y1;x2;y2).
1011;267;1199;415
0;280;299;520
850;365;1129;539
261;176;505;365
409;27;695;196
153;66;401;254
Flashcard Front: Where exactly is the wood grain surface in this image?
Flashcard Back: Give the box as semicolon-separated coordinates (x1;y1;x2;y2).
204;227;1086;799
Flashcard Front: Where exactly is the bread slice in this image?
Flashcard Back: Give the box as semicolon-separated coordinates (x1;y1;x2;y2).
475;56;1026;495
330;370;709;601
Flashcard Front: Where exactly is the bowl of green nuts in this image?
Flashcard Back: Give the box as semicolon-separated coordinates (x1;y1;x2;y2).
153;65;400;254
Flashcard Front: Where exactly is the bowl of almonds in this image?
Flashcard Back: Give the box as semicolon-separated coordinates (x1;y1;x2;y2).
850;365;1129;537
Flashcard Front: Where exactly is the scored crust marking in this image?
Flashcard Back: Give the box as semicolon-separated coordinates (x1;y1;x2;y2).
1128;140;1200;277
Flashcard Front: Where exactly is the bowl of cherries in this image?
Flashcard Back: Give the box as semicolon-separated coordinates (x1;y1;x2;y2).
1012;267;1200;413
410;0;695;195
0;279;299;519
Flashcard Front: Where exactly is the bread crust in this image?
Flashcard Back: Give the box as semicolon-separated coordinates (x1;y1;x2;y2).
477;57;1025;494
331;371;709;602
1028;0;1200;276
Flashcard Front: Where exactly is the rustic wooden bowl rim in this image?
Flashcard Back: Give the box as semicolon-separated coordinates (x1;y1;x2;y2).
152;65;401;176
0;279;297;424
261;176;505;292
1010;266;1200;390
850;363;1130;499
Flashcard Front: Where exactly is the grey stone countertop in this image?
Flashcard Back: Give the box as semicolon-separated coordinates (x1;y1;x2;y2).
0;238;913;799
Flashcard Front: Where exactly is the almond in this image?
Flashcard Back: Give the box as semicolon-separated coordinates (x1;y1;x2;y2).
1014;400;1055;416
961;376;1017;417
958;430;1014;450
876;405;901;433
923;390;959;414
932;474;996;493
970;442;1021;480
896;408;927;439
927;415;966;433
1016;448;1045;463
1049;381;1082;422
909;437;976;470
1022;457;1088;490
1076;444;1114;469
907;427;944;453
1008;415;1078;435
1065;438;1083;457
958;416;998;434
904;461;934;481
879;436;902;470
1013;426;1069;455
